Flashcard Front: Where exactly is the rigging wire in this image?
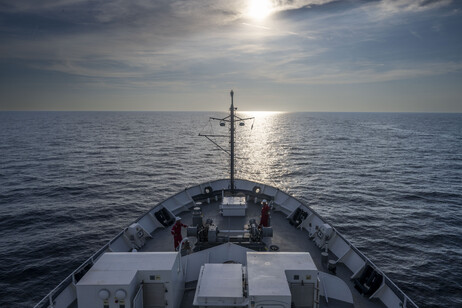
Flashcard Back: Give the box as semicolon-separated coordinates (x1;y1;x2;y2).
199;110;255;166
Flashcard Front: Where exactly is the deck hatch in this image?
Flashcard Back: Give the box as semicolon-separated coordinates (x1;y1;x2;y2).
193;263;245;306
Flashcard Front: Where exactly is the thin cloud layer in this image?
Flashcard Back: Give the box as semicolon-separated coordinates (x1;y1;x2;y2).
0;0;461;111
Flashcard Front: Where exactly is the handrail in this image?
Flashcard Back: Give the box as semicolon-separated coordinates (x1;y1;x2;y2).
34;229;125;308
314;276;320;308
319;273;328;304
326;226;418;308
34;178;419;308
246;177;419;308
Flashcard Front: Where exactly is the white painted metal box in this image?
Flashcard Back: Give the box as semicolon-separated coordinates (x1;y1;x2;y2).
220;196;247;216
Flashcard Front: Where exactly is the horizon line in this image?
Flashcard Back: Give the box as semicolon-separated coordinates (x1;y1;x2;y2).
1;110;461;114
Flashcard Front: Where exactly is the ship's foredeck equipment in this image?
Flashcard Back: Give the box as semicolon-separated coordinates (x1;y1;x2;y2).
34;90;419;308
193;263;246;307
220;196;247;216
187;206;272;251
76;252;184;308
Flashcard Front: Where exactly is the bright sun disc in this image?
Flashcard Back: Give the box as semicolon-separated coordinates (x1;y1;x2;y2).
247;0;273;21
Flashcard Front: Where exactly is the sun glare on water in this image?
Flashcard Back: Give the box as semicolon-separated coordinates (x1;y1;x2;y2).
246;0;274;21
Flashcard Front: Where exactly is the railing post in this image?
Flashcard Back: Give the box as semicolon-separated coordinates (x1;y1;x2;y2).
48;294;54;307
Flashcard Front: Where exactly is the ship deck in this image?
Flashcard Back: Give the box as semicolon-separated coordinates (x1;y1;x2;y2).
35;179;418;308
140;198;386;308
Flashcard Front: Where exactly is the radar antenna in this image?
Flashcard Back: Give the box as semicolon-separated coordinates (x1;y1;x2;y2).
199;90;255;193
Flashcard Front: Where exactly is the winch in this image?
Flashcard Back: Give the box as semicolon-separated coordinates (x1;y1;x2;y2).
186;207;273;251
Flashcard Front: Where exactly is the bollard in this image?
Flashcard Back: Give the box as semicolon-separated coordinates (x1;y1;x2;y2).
321;252;328;266
328;260;337;275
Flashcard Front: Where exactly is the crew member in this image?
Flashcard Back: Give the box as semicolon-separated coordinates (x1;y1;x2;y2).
259;199;270;227
171;217;188;250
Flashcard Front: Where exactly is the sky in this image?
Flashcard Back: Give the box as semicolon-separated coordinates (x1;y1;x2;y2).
0;0;462;112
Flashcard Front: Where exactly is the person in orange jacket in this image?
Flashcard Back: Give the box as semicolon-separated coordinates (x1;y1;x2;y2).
171;217;188;250
259;199;270;227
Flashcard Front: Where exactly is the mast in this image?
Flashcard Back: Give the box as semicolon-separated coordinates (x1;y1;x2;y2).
230;90;235;193
198;90;254;195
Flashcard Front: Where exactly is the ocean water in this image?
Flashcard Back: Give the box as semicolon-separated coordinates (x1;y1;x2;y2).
0;111;461;307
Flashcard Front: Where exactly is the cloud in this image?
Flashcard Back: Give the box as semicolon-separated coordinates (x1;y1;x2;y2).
254;59;462;85
364;0;454;21
378;0;453;13
270;0;337;11
1;0;460;90
0;0;86;12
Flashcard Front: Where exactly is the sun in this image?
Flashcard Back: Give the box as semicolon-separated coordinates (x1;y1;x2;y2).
246;0;274;21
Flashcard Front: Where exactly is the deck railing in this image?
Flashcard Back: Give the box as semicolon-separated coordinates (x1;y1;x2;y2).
34;230;125;308
34;179;419;308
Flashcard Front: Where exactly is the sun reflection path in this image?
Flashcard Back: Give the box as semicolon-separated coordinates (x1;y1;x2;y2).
235;111;289;187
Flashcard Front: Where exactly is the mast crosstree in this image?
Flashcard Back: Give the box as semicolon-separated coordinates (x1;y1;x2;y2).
199;90;254;194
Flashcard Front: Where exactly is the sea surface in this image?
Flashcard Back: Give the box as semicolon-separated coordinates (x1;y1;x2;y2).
0;111;461;307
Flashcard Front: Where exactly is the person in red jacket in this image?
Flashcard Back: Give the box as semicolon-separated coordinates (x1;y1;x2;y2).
171;217;188;250
259;199;270;227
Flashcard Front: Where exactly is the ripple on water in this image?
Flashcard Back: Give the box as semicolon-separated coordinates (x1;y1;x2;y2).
0;111;461;307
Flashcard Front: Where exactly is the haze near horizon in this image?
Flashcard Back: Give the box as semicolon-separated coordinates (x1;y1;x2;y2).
1;0;462;112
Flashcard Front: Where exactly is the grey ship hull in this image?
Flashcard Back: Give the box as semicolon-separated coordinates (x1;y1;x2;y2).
35;179;418;308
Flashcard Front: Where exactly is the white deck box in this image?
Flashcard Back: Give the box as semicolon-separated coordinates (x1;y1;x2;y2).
76;252;183;308
220;196;247;216
193;263;246;307
246;252;318;308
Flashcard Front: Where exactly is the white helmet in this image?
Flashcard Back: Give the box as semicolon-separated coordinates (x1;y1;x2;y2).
262;199;268;205
175;217;181;221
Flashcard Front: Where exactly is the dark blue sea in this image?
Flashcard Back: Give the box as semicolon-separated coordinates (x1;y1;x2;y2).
0;111;461;307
